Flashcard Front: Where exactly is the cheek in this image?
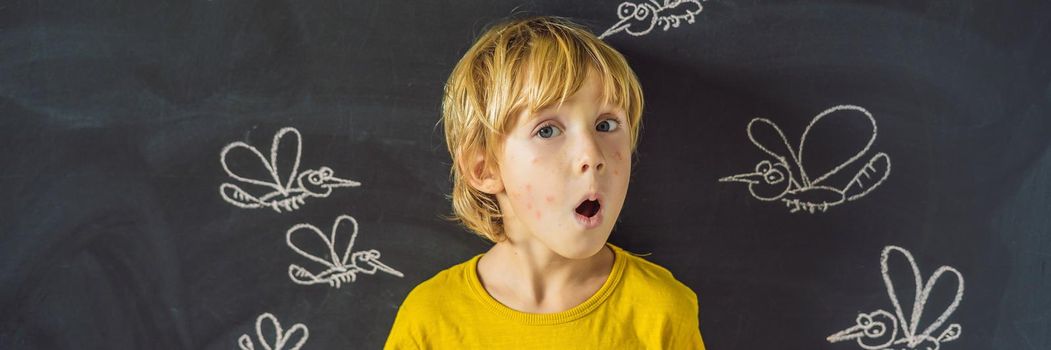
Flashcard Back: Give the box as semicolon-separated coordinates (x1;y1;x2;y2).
523;189;557;221
527;191;543;220
523;184;534;210
612;151;629;177
515;183;544;219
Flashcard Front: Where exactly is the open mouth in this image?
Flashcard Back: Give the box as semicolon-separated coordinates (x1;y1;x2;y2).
575;199;601;218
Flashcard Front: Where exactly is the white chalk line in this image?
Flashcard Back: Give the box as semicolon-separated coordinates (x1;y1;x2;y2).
827;245;963;349
237;312;309;350
599;0;706;39
719;105;891;213
286;214;404;288
219;127;361;213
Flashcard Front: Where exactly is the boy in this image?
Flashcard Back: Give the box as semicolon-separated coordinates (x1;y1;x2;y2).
385;16;705;349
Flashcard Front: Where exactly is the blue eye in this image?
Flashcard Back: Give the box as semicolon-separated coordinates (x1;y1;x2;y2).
597;119;620;132
536;118;621;138
536;124;562;138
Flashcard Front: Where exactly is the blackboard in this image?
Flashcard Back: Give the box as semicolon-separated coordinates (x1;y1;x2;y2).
2;0;1049;348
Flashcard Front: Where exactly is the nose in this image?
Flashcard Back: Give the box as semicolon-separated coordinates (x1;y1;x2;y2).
576;132;605;174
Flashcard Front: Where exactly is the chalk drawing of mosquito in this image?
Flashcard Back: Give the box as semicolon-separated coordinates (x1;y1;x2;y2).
237;312;308;350
219;127;360;213
828;246;964;350
719;105;891;213
286;214;403;288
599;0;706;39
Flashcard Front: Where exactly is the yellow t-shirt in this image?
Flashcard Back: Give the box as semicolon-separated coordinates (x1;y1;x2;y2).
384;243;706;349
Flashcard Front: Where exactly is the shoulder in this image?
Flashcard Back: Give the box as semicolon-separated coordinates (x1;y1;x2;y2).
614;246;699;312
401;256;475;307
392;255;480;320
608;246;706;348
386;255;480;348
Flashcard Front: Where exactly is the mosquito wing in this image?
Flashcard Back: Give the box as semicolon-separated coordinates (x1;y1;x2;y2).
288;264;322;286
220;140;284;192
913;265;964;347
270;127;303;192
659;0;703;17
844;152;890;201
798;105;878;186
280;321;309;350
938;323;962;343
881;246;924;339
286;223;340;268
220;183;266;209
330;215;360;267
237;334;254;350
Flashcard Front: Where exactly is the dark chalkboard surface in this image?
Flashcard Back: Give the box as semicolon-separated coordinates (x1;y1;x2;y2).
2;0;1049;349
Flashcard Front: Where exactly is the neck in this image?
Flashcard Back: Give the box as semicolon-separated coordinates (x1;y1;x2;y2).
477;237;614;313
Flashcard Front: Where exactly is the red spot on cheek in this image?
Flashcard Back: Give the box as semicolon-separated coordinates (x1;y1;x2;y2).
532;157;540;164
535;211;541;220
545;195;554;204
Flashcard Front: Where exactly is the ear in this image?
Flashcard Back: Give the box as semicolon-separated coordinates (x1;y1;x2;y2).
460;150;504;195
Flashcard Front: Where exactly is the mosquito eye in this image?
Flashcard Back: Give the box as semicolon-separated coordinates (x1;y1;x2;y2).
866;323;885;337
755;160;772;173
309;173;323;184
766;169;784;184
634;5;650;20
320;167;333;177
617;3;636;18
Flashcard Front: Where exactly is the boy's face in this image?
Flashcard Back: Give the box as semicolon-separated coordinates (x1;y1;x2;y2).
491;70;631;259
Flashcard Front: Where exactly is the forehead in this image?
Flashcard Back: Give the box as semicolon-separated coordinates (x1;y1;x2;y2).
515;70;618;123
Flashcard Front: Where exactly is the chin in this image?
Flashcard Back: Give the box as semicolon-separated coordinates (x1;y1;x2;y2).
555;234;611;260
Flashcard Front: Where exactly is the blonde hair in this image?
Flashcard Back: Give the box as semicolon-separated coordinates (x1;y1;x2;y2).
441;16;644;242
